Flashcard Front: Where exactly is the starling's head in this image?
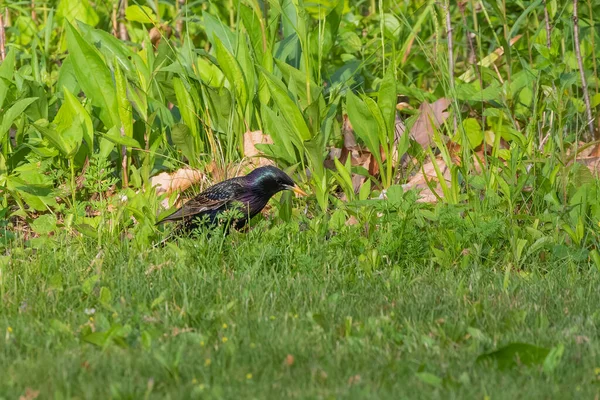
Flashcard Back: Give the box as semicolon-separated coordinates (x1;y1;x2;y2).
246;166;307;197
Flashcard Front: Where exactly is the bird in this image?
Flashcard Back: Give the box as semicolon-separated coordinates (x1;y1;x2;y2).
156;165;307;232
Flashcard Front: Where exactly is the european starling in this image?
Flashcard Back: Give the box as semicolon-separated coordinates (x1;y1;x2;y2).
156;166;307;231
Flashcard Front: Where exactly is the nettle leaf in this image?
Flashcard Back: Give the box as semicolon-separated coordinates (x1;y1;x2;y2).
66;22;119;130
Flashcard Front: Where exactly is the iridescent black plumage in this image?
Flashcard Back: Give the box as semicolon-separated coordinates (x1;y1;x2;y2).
156;166;306;231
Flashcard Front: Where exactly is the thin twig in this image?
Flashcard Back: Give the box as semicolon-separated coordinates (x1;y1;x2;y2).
573;0;595;139
112;2;118;37
586;0;598;95
459;2;481;89
542;0;551;49
119;0;128;41
176;0;184;39
444;1;457;132
0;9;5;61
31;0;37;23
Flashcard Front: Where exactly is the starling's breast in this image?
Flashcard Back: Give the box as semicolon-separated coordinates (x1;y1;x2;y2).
236;191;270;218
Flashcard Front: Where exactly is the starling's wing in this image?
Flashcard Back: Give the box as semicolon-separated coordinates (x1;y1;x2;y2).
156;178;246;224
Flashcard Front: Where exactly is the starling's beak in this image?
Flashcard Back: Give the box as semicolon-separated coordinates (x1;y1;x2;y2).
286;184;308;197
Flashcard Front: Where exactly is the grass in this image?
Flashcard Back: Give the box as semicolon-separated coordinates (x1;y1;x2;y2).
2;200;600;399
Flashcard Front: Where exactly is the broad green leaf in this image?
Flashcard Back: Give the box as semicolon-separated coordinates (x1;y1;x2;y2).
56;56;80;96
78;22;147;80
215;37;248;109
33;124;76;157
236;34;256;106
415;372;442;389
170;123;196;163
196;57;225;87
114;64;133;140
125;5;157;24
0;97;38;143
82;274;100;295
543;343;564;374
83;331;108;347
66;22;119;130
63;88;93;154
378;66;397;136
263;71;311;141
454;118;483;149
99;286;113;306
346;91;381;164
127;81;148;121
56;0;99;26
333;157;353;195
203;12;236;53
477;342;550;370
364;96;387;146
100;126;141;149
0;48;16;109
239;4;266;60
30;214;57;235
260;105;297;164
275;59;322;109
173;77;202;153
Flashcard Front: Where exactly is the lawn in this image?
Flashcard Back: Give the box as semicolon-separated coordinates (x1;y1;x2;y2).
2;203;600;398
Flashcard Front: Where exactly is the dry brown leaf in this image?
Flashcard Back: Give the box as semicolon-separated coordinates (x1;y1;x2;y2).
409;98;451;148
576;157;600;175
243;130;274;167
151;168;204;196
285;354;295;366
403;157;452;203
345;215;359;226
19;388;40;400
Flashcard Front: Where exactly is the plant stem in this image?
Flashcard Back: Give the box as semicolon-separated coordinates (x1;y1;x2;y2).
444;0;457;132
572;0;596;139
543;0;551;49
0;9;5;61
70;158;76;207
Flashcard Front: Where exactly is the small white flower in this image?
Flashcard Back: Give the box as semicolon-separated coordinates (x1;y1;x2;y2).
84;308;96;315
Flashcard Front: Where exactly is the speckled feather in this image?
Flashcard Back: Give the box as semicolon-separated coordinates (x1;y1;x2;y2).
157;166;297;230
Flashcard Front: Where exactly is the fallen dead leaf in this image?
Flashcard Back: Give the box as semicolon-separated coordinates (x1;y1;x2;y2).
348;374;361;385
151;168;204;196
402;157;452;203
243;130;274;167
409;98;451;148
285;354;295;366
19;388;40;400
576;157;600;175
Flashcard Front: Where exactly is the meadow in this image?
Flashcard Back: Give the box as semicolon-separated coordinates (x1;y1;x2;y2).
1;0;600;398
